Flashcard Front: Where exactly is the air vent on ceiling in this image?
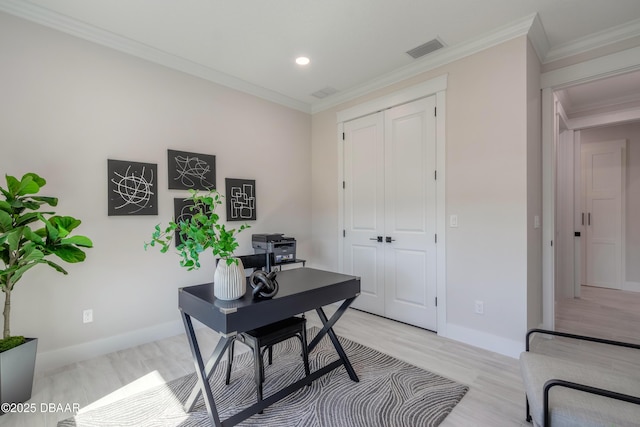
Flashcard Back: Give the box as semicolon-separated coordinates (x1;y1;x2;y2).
406;38;445;59
311;87;339;99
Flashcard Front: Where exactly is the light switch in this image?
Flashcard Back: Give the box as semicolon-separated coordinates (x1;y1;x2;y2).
534;215;540;229
450;214;458;228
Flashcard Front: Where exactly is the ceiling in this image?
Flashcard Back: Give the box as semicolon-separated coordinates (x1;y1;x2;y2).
557;70;640;118
2;0;640;113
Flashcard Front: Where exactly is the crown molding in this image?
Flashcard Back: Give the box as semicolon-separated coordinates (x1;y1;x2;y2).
527;13;550;63
544;17;640;64
567;104;640;130
311;14;539;114
0;0;311;113
541;45;640;90
566;94;640;118
5;0;638;117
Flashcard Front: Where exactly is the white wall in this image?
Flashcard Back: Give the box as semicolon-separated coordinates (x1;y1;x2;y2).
312;37;536;356
0;12;312;371
580;122;640;287
526;39;543;330
555;129;576;299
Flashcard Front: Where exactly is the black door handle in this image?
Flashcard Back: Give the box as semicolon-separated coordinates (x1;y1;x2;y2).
385;236;395;243
369;236;383;242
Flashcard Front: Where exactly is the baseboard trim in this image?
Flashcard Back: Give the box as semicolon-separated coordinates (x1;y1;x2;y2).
35;319;187;375
444;323;523;359
623;281;640;292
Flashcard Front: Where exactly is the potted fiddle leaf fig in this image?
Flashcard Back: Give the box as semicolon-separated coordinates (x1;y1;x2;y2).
145;189;250;300
0;172;93;407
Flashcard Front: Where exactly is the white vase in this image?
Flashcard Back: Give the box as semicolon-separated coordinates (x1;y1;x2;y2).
213;258;246;300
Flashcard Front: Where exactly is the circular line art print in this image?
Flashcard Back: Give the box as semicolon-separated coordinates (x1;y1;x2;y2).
108;159;158;216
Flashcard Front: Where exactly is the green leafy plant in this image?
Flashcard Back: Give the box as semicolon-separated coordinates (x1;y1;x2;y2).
0;173;93;348
0;335;26;352
145;189;249;269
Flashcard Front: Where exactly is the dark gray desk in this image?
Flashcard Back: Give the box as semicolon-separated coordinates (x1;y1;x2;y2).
179;267;361;426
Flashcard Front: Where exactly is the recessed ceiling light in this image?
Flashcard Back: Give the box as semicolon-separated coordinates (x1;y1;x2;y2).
295;56;310;66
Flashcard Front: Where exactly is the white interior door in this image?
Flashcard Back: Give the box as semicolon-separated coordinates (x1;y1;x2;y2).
342;96;437;331
343;112;385;315
383;97;437;330
581;140;626;289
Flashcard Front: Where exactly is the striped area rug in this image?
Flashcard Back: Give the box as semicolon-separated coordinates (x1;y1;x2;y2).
58;329;468;426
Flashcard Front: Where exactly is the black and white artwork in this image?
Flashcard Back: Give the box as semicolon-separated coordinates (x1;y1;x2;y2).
168;149;215;190
172;197;207;247
108;159;157;216
225;178;256;221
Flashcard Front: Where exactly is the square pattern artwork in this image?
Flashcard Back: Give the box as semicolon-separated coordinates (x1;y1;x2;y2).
107;159;157;216
225;178;256;221
167;149;216;190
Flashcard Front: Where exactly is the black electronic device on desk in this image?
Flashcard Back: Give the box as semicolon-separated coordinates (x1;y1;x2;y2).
252;233;298;267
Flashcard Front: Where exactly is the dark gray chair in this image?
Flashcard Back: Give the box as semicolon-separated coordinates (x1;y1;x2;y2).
223;253;310;405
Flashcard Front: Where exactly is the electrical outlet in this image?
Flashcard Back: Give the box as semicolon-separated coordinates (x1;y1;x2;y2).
83;309;93;323
474;300;484;315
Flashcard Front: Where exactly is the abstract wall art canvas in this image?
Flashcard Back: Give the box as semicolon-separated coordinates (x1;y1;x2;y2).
168;149;216;190
225;178;256;221
108;159;157;216
173;197;200;247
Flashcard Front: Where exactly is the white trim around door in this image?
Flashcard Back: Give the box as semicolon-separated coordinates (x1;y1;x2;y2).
541;45;640;329
337;74;448;336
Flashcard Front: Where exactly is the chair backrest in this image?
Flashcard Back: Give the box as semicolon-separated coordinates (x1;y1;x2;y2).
236;253;272;275
216;253;274;275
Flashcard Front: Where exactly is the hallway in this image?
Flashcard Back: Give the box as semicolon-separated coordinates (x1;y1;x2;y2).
555;285;640;345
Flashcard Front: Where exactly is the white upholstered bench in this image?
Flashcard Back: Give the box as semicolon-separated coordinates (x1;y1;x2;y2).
520;329;640;427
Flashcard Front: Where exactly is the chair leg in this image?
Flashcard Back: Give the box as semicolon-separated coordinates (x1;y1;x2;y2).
268;345;273;365
254;346;264;407
225;339;235;385
301;327;310;378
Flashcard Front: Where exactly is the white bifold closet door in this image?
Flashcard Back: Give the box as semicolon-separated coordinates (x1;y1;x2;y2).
343;96;437;331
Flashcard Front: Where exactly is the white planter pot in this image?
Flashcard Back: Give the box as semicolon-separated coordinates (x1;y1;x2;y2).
213;258;246;300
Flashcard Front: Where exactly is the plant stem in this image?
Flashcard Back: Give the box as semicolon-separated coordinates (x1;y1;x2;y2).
3;288;10;340
2;250;17;340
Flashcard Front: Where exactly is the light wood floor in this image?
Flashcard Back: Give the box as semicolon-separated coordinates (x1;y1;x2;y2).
4;288;640;427
533;285;640;384
555;285;640;345
0;307;530;427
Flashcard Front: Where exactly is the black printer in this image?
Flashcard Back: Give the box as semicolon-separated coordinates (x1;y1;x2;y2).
252;234;296;265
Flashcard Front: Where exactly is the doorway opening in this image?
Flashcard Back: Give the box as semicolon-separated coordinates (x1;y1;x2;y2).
549;72;640;341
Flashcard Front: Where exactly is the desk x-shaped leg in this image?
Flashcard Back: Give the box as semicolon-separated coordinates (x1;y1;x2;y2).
182;311;233;426
308;296;360;382
181;295;359;427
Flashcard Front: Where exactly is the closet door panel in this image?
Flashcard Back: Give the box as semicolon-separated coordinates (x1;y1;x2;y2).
384;97;437;330
343;112;385;315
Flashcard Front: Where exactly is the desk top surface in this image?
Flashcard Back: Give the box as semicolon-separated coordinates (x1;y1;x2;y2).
181;267;359;308
178;267;360;333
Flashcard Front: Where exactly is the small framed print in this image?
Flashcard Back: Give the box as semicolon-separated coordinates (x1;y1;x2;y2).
108;159;157;216
168;149;215;190
225;178;256;221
